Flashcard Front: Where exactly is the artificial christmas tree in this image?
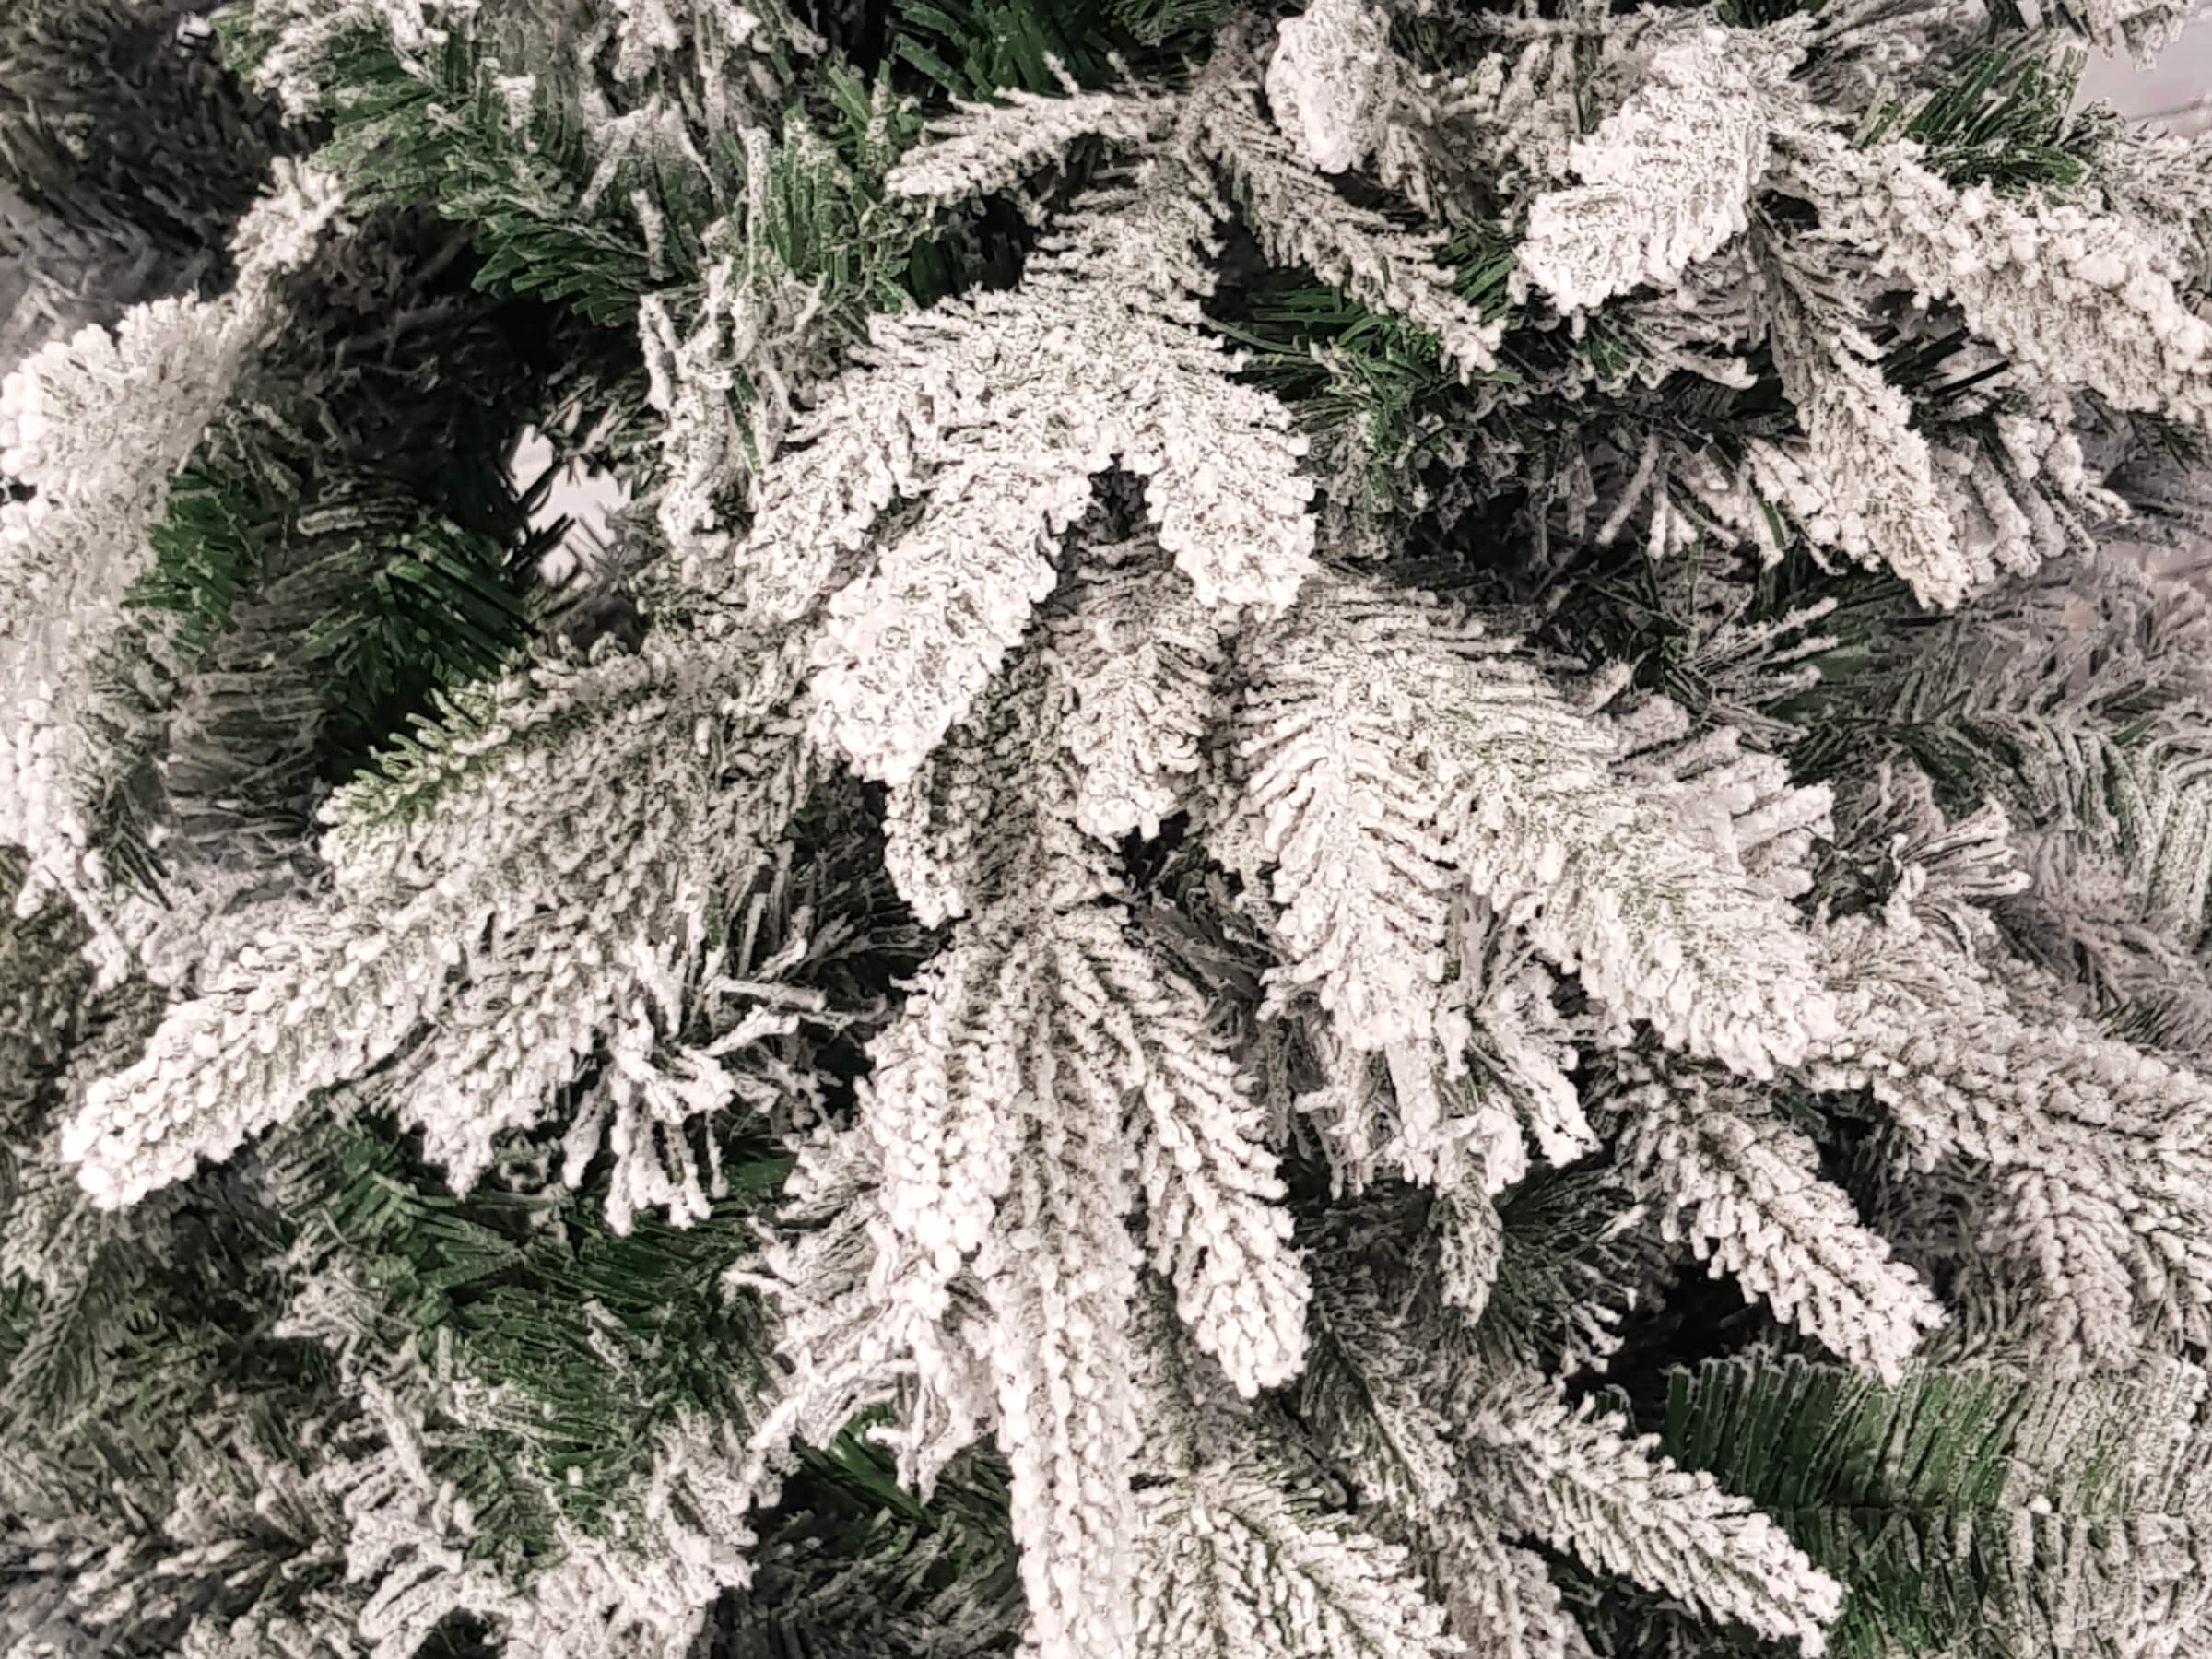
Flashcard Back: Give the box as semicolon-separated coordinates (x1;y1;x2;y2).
7;0;2212;1653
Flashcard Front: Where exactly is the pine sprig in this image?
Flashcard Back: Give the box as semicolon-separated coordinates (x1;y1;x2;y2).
1648;1352;2209;1659
887;0;1226;100
268;1113;785;1574
1853;45;2107;198
247;23;699;325
218;7;923;337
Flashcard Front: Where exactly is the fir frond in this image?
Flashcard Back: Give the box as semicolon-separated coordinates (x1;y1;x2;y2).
888;0;1132;100
0;161;345;963
759;906;1155;1656
1131;1461;1458;1658
1299;1265;1467;1529
1814;909;2212;1367
1603;1057;1945;1382
883;84;1179;209
1784;124;2212;433
877;607;1122;924
1467;1368;1844;1654
1225;573;1836;1112
756;885;1310;1657
1439;1525;1599;1659
735;166;1314;783
1223;579;1511;1058
1047;543;1230;843
1658;1350;2212;1659
1856;44;2101;199
1515;23;1797;315
1758;234;1972;607
60;635;815;1206
1292;1229;1592;1655
1194;59;1505;377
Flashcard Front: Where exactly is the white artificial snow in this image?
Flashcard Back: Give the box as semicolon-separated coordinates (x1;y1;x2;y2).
63;637;813;1207
1517;26;1791;313
1264;0;1395;175
1815;907;2212;1368
35;7;2212;1657
1609;1057;1945;1381
1050;549;1230;843
1468;1371;1844;1653
0;159;345;976
741;169;1316;785
1230;575;1838;1088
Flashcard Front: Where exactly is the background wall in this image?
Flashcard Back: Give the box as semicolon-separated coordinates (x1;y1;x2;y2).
2078;8;2212;131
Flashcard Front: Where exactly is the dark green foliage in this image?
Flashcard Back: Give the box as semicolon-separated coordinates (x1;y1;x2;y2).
276;479;547;771
218;6;923;335
1647;1355;2143;1659
1218;276;1513;515
1548;1353;2137;1659
0;1135;335;1606
249;789;925;1570
1476;1162;1674;1377
725;1431;1023;1654
889;0;1129;97
874;0;1240;305
0;187;191;370
0;850;92;1137
1279;1157;1671;1394
1713;0;1828;28
1211;249;1661;537
0;781;965;1653
764;64;936;336
260;1110;785;1575
0;0;291;256
204;0;929;604
137;463;276;666
1178;24;2114;600
80;207;590;887
886;0;1230;99
268;23;700;327
1783;547;2210;837
1854;44;2109;198
1383;5;1591;82
327;655;629;842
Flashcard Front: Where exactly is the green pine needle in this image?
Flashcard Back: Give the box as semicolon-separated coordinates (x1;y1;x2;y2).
1854;45;2106;197
1653;1353;2150;1659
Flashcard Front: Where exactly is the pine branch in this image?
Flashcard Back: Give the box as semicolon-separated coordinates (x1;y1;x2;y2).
1601;1056;1944;1382
0;161;347;965
1655;1350;2212;1659
1853;44;2104;199
0;0;292;259
1132;1459;1458;1658
61;633;818;1207
1467;1368;1843;1654
1221;573;1835;1180
735;160;1315;783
